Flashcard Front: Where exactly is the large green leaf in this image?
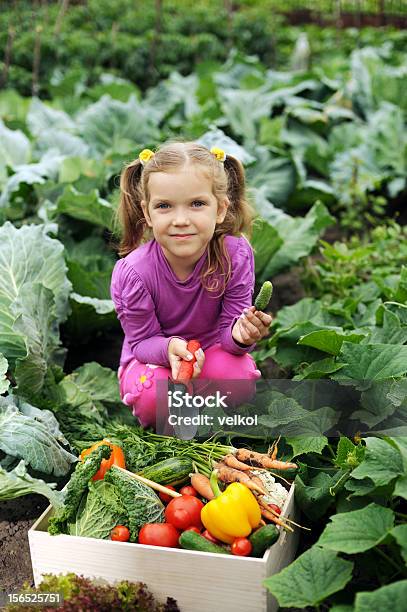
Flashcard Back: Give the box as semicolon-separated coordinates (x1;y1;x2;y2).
293;357;345;380
76;95;160;156
145;71;201;125
27;98;75;137
258;396;310;428
59;157;106;188
58;362;121;408
0;119;30;177
0;353;10;395
264;546;353;608
247;147;297;206
68;480;125;539
250;218;283;278
387;436;407;501
65;294;118;343
294;472;336;520
350;437;404;487
318;503;395;553
0;460;63;507
0;223;71;367
56;186;115;229
0;397;77;476
259;201;334;279
64;235;115;299
355;580;407;612
219;87;277;143
197;128;255;165
287;435;328;457
394;475;407;501
298;329;365;356
17;397;70;447
352;381;398;428
299;406;340;437
37;129;90;158
349;47;407;117
274;298;326;330
0;152;62;212
391;525;407;565
12;283;62;396
332;343;407;381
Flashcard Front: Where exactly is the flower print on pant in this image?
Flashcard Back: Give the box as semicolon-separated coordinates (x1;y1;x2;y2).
122;367;154;406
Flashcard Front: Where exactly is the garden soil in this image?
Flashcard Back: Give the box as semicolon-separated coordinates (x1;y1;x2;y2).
0;495;48;592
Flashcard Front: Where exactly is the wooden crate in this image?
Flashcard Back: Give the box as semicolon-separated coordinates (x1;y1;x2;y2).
29;485;298;612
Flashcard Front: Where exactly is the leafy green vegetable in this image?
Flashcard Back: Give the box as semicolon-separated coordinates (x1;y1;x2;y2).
68;480;126;539
104;465;164;542
48;444;111;535
0;460;64;507
0;395;77;476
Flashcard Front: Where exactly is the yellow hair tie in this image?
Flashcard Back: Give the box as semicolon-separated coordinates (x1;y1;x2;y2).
139;149;155;166
210;146;226;163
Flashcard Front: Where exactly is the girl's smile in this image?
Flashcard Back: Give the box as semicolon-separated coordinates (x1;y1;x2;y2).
171;233;196;239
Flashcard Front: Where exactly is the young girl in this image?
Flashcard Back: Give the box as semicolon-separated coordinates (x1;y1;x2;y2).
110;141;272;429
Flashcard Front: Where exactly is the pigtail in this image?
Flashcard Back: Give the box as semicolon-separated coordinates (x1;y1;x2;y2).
115;159;150;257
202;154;256;297
223;154;256;239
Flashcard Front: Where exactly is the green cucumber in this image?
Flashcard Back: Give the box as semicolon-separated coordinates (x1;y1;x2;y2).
254;281;273;311
138;457;192;486
179;531;230;555
249;524;279;557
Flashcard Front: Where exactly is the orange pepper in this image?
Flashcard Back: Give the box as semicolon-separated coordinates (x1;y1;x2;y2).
80;440;125;480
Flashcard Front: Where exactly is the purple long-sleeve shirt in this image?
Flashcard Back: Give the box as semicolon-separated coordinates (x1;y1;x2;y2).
110;234;256;369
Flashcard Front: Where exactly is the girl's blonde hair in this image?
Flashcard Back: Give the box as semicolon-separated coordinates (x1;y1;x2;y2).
114;140;256;296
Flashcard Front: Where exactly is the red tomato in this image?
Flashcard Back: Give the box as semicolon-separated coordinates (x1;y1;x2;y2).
138;523;180;548
110;525;130;542
179;485;198;497
268;504;281;515
159;485;177;504
165;495;204;531
231;537;253;557
183;526;201;534
202;529;221;544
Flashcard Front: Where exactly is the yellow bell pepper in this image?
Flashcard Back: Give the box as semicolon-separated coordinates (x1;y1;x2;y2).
201;472;261;544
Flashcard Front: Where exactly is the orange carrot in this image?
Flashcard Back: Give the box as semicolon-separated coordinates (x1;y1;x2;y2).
250;475;266;491
215;463;267;495
223;454;251;471
190;473;215;500
261;508;293;531
258;497;293;532
269;436;280;461
235;449;297;470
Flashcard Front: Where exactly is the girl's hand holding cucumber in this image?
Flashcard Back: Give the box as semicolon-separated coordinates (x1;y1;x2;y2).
232;281;273;346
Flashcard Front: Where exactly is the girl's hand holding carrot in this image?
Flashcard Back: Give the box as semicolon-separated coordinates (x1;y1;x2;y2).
232;306;273;346
168;338;205;380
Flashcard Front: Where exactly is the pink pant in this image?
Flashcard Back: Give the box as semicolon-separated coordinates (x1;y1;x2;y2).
118;343;261;429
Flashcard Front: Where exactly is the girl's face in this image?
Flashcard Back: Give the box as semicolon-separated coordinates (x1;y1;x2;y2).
141;165;229;273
